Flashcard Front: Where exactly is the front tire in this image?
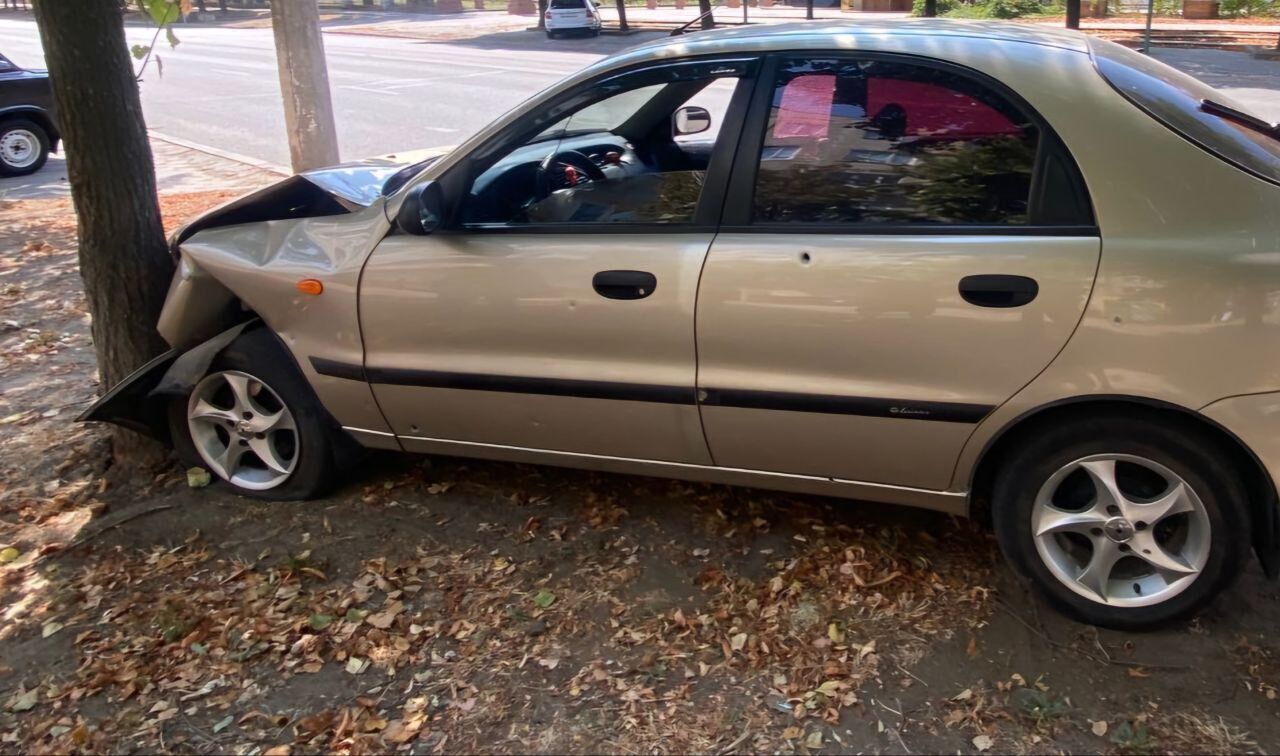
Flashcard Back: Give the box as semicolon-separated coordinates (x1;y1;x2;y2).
0;119;51;177
992;416;1249;629
167;328;344;500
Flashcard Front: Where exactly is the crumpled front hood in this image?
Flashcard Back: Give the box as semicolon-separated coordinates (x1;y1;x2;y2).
172;146;454;248
299;146;455;207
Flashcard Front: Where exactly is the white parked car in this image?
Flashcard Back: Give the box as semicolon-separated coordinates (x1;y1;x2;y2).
545;0;602;38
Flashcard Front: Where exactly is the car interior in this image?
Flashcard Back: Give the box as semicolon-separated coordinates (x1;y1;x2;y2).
461;76;739;226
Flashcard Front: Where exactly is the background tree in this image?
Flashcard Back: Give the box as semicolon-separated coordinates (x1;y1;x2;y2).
614;0;630;33
698;0;715;29
1065;0;1081;28
271;0;340;171
32;0;174;467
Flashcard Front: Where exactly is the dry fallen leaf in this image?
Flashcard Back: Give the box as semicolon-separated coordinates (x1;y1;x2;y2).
1091;720;1108;737
345;657;369;675
972;734;994;752
186;467;211;488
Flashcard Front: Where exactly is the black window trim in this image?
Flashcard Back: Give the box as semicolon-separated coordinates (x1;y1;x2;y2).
437;54;762;236
718;50;1099;236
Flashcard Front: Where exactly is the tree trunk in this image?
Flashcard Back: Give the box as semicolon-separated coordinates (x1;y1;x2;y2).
614;0;628;31
271;0;340;172
1065;0;1081;28
923;0;937;15
698;0;713;28
32;0;173;468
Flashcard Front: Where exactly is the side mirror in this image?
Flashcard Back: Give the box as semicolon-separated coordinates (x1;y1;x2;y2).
673;106;712;137
395;180;445;236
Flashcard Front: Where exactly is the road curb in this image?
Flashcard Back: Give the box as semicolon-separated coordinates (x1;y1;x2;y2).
149;131;292;177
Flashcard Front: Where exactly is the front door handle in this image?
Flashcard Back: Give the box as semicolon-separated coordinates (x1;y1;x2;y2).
958;274;1039;308
593;270;657;300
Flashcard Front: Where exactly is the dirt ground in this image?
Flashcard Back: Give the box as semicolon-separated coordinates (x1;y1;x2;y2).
2;194;1280;754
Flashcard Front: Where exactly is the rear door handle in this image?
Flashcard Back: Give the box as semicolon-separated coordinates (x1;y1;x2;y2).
958;274;1039;308
593;270;657;300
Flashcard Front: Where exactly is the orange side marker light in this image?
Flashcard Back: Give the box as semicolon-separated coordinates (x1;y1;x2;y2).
297;279;324;296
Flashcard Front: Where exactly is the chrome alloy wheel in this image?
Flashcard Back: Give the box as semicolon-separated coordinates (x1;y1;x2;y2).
187;370;299;491
0;128;40;170
1032;454;1211;607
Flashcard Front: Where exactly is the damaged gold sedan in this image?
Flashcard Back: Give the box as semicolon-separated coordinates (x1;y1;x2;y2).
83;21;1280;628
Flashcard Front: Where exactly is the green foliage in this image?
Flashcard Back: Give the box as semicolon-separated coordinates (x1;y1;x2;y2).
1013;689;1071;730
1110;720;1156;755
985;0;1046;16
928;0;1053;18
129;0;185;77
1219;0;1280;16
910;0;959;16
141;0;185;25
903;137;1036;224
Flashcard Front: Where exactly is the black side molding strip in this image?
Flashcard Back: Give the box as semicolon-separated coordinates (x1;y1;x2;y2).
701;388;993;424
354;363;697;405
310;356;366;382
309;358;992;423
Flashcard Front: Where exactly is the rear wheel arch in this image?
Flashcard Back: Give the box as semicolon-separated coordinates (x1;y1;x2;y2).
968;396;1277;575
0;108;59;148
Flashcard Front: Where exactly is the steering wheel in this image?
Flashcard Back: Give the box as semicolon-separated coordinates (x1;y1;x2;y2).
534;149;608;201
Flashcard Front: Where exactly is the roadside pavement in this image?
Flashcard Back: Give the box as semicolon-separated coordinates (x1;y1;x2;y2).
0;134;286;203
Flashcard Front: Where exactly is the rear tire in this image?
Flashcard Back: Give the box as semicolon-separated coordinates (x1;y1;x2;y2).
0;119;50;177
167;328;345;501
546;29;557;38
991;415;1249;629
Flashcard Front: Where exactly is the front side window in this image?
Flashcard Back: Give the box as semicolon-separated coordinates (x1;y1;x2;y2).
462;71;743;227
752;58;1040;226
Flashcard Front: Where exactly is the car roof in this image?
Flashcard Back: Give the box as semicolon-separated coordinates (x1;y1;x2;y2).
622;18;1093;58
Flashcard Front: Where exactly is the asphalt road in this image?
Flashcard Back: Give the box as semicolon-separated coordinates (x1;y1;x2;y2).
0;17;1277;172
0;18;638;170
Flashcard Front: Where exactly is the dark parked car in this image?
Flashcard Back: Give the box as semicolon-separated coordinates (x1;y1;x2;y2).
0;51;59;177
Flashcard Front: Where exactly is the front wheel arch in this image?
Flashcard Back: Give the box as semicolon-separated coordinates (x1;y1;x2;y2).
968;397;1278;577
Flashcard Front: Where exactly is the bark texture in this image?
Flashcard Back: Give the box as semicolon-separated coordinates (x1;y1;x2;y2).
33;0;173;467
698;0;714;29
1065;0;1081;29
271;0;340;172
614;0;629;32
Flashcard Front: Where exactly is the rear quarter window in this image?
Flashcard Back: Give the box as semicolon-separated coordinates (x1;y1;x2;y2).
1090;39;1280;186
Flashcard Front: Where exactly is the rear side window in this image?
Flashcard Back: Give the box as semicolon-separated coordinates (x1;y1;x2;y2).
752;58;1040;226
1090;39;1280;186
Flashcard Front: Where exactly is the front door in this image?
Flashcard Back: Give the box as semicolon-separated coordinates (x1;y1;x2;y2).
360;59;754;463
696;54;1101;490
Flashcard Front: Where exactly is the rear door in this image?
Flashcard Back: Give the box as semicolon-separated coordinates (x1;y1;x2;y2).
696;53;1101;490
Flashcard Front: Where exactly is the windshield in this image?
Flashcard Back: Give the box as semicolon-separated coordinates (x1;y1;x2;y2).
1089;38;1280;185
535;83;665;141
